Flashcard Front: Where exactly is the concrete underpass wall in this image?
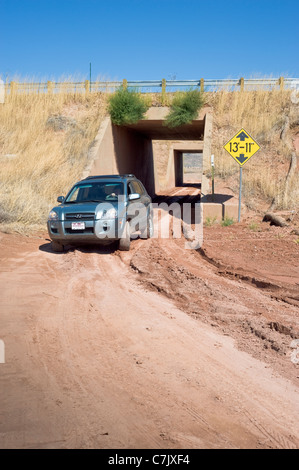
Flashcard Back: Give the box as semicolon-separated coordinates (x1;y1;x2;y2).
112;126;155;196
85;118;156;196
84;107;212;197
83;117;115;176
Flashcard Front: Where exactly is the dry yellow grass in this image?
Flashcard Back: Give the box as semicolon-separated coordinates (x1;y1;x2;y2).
0;91;108;229
0;86;298;233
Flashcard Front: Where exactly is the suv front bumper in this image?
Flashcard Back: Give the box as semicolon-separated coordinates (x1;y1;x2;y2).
47;217;126;244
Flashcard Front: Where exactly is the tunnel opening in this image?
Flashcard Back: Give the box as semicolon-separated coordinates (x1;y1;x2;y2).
174;151;203;188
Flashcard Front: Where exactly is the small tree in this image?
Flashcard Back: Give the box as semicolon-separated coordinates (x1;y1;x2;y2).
164;88;204;128
108;87;149;125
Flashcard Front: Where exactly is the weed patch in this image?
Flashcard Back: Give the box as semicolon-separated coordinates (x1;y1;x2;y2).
164;89;204;128
221;217;235;227
108;87;149;125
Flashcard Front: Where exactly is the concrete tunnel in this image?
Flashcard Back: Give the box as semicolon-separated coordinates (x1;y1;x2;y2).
84;106;213;199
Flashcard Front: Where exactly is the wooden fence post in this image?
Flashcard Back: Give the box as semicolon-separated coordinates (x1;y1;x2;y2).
161;78;166;104
200;78;204;93
239;77;244;92
278;76;284;91
122;79;128;89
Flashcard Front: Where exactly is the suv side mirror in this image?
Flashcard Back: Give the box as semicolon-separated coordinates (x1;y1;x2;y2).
57;196;65;203
129;193;141;201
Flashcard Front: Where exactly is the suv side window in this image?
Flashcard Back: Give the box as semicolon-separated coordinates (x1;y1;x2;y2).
131;180;144;195
138;181;147;194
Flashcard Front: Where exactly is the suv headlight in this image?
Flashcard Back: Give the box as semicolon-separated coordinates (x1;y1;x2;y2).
48;210;59;221
96;208;117;219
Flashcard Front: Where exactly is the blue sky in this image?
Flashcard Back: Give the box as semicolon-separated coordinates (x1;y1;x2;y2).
1;0;298;81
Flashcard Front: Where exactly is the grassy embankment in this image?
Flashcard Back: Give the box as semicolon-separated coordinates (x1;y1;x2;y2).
0;90;107;231
0;85;298;232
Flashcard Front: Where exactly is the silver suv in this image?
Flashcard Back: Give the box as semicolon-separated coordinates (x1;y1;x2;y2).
47;174;153;252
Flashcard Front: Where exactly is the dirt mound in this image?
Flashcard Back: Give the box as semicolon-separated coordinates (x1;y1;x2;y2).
123;222;299;385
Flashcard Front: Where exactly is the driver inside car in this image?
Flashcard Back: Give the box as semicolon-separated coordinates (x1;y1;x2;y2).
104;185;122;200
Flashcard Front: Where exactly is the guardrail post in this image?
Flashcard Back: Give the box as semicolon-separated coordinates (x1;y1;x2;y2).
122;79;128;89
161;78;166;104
278;76;284;91
239;77;244;92
85;80;90;94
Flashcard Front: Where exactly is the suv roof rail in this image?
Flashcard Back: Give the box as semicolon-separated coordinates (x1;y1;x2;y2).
83;174;136;180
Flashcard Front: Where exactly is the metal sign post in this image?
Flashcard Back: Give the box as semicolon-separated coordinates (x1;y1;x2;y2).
238;166;242;222
223;128;260;222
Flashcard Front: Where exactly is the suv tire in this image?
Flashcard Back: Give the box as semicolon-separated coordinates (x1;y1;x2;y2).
118;221;131;251
141;213;154;239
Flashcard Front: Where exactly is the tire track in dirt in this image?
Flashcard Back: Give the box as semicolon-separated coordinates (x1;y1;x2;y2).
242;410;298;449
127;231;299;385
32;248;165;448
1;232;299;449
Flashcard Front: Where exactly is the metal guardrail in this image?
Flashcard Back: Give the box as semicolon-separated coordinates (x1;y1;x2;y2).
3;77;299;95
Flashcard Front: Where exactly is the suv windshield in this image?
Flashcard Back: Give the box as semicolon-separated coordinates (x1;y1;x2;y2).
65;182;124;203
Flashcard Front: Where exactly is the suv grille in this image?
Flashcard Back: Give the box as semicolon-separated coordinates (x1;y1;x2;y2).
65;212;95;221
65;227;94;234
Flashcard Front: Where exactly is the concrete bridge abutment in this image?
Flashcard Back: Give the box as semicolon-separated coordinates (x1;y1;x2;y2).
84;106;212;198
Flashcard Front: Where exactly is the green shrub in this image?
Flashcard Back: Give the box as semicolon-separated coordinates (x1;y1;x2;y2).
205;216;218;226
108;87;149;125
221;217;235;227
164;88;204;128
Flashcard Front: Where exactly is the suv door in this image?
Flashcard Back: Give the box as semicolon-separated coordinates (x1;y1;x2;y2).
127;179;151;235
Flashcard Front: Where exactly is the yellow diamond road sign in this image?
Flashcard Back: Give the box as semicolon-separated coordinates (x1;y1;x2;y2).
223;128;260;166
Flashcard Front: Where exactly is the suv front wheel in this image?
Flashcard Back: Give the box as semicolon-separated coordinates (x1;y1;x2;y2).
118;221;131;251
141;213;154;239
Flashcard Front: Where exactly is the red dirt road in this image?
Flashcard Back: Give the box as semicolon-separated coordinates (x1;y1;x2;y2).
0;213;299;449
